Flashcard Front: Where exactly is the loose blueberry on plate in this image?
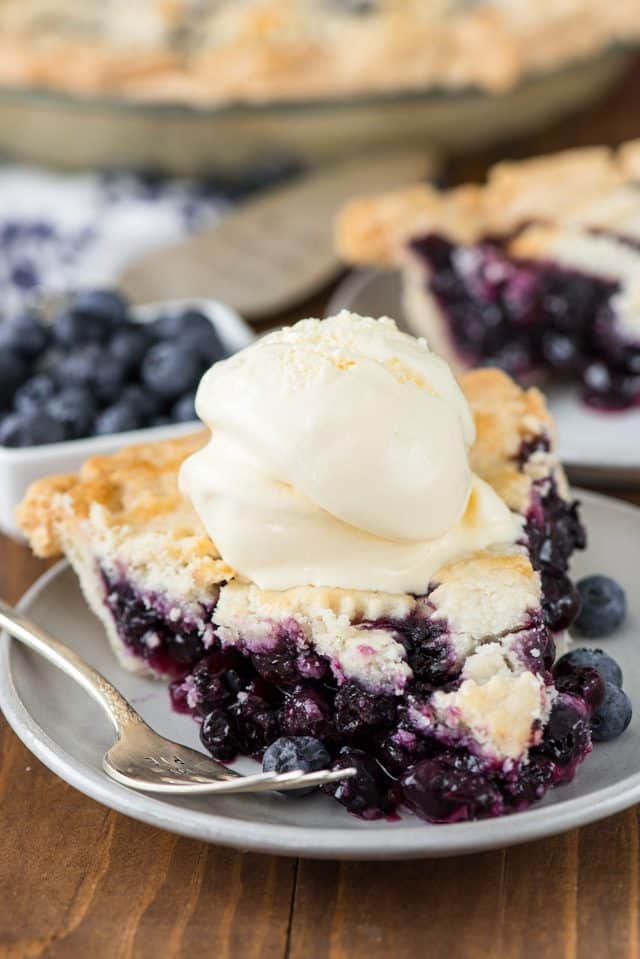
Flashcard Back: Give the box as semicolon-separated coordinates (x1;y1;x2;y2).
554;648;623;688
263;736;331;796
574;575;627;637
590;683;632;742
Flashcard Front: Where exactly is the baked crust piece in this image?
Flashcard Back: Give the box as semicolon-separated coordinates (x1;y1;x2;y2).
0;0;637;104
337;140;640;267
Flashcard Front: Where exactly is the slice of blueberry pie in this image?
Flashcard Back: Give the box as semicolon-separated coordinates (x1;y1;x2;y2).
18;312;591;823
338;141;640;411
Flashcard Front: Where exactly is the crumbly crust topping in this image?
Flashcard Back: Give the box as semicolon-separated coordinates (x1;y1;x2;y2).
0;1;637;104
17;432;233;596
337;140;640;266
461;368;555;511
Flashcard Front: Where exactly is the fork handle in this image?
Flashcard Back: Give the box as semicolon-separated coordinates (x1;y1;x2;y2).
0;599;144;734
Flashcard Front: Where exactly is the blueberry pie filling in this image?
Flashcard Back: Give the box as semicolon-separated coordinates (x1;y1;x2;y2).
338;140;640;412
410;231;640;411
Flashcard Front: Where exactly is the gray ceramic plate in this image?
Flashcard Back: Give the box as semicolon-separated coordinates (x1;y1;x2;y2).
328;270;640;486
0;490;639;860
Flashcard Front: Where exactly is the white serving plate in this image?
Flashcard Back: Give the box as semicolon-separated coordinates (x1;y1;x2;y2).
0;298;254;538
1;490;639;860
328;269;640;486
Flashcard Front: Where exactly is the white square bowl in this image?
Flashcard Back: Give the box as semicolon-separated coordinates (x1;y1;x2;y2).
0;298;255;539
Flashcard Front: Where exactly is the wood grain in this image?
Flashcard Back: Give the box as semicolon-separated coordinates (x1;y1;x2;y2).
2;55;640;959
0;705;295;959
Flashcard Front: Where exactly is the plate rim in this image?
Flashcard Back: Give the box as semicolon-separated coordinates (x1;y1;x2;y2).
327;268;640;483
2;489;640;860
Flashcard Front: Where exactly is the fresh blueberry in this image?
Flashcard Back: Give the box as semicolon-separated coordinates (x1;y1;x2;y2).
574;575;627;637
147;312;183;341
55;345;103;388
140;342;203;399
263;736;331;796
93;353;129;403
179;310;228;363
149;310;227;364
14;374;56;413
49;386;95;438
54;308;108;346
171;391;197;423
94;401;143;436
108;325;151;372
555;648;623;688
0;313;50;359
0;349;29;407
0;410;66;447
119;384;162;421
150;415;171;427
590;682;632;742
71;289;129;326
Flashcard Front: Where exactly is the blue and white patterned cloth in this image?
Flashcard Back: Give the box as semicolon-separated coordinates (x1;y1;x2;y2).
0;167;231;314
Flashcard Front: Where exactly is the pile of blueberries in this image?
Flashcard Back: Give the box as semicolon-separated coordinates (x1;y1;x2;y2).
0;290;228;447
261;574;633;803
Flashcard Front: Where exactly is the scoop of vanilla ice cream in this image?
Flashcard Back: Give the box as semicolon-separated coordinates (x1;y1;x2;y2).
180;311;522;593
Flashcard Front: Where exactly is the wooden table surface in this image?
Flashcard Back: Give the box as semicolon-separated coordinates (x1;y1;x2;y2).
2;59;640;959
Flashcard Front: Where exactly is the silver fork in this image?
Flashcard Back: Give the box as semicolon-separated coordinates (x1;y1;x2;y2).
0;601;355;796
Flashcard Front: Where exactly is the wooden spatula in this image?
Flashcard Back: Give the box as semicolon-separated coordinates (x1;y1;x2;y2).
117;149;436;320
